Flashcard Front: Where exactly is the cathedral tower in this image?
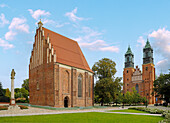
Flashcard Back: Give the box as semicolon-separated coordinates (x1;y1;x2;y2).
123;46;134;94
142;39;155;104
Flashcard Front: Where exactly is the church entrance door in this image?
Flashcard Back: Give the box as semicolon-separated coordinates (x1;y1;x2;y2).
64;96;69;108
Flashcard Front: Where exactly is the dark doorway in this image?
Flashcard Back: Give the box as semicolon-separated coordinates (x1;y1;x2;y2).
64;96;69;108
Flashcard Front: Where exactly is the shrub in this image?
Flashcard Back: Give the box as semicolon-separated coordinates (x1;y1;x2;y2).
0;106;8;110
18;105;28;109
0;96;10;102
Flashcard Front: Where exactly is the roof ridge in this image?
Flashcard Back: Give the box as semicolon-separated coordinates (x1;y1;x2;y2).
43;27;77;43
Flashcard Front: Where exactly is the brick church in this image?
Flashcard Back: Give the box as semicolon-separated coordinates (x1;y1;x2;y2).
29;20;94;107
123;39;156;104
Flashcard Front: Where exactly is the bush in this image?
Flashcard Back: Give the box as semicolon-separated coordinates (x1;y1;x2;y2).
0;96;10;102
18;105;28;109
0;106;8;110
128;107;166;115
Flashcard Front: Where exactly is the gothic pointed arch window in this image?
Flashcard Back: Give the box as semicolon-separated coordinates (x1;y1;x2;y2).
63;70;69;93
78;74;83;97
89;77;91;97
136;84;139;93
37;82;39;90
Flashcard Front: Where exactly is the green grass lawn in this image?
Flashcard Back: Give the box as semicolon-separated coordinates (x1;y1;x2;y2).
0;112;164;123
109;109;149;113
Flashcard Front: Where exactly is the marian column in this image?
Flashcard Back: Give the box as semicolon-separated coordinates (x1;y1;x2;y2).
10;69;16;105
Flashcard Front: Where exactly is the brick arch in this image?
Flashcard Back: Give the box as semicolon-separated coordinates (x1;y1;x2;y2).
78;74;83;97
63;70;69;93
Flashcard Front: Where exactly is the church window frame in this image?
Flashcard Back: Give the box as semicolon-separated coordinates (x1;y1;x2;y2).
89;77;91;97
146;67;148;71
63;70;69;93
136;84;139;93
37;82;39;90
78;74;83;97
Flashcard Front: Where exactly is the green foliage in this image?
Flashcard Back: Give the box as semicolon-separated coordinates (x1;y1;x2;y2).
92;58;117;79
92;58;122;106
0;96;10;102
153;73;170;105
15;88;29;101
0;82;4;96
121;89;147;105
128;107;170;116
5;88;10;98
22;79;29;92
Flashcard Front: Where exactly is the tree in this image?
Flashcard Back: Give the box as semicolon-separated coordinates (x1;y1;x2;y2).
92;58;117;79
131;87;141;105
153;73;170;105
0;82;4;96
15;88;29;100
5;88;10;98
22;79;29;92
92;58;122;106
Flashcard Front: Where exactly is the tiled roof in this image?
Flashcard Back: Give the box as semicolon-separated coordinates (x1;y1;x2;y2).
43;27;93;73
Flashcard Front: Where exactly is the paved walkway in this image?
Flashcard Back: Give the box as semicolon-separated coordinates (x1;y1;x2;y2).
0;107;119;117
0;106;163;117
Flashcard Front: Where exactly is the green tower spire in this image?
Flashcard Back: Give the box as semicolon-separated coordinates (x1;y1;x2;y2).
144;38;152;49
143;38;154;64
125;45;133;55
125;45;134;68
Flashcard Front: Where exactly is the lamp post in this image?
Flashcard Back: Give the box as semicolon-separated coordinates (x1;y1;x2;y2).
122;93;124;109
146;93;148;108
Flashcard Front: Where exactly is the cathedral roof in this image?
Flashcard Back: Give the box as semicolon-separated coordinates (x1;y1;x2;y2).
43;27;93;73
125;45;133;55
144;38;152;49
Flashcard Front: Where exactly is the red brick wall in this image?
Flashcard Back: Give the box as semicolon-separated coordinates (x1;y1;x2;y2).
123;63;156;104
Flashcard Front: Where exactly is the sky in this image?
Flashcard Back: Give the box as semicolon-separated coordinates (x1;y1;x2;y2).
0;0;170;89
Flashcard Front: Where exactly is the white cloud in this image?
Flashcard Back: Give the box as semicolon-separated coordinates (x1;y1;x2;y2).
0;4;8;8
56;22;69;28
99;46;119;52
73;27;119;52
5;17;29;40
0;38;14;49
65;7;85;22
79;40;119;52
156;59;169;72
0;13;9;27
137;36;145;47
5;31;17;40
41;19;69;28
28;9;50;20
149;27;170;72
9;18;29;33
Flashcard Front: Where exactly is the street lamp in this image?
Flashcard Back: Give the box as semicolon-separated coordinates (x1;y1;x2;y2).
122;93;124;109
146;93;148;108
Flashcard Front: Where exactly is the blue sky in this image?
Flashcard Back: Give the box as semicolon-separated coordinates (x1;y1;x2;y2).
0;0;170;89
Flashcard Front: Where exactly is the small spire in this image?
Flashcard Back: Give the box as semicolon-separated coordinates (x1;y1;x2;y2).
125;45;133;55
144;38;152;49
38;18;43;27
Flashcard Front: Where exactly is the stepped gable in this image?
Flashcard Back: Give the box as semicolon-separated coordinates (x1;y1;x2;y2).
43;27;93;73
